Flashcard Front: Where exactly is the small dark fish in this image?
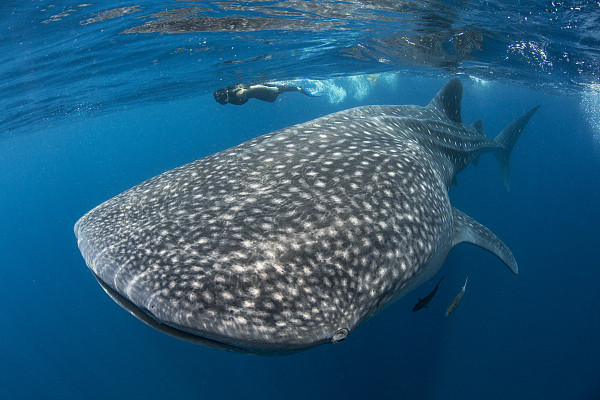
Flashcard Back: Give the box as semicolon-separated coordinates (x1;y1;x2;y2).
412;276;444;312
445;277;468;316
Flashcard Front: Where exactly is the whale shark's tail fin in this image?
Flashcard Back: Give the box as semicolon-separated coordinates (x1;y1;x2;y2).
493;105;540;191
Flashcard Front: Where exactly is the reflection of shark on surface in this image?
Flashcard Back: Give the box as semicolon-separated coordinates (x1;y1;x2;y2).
445;277;468;316
412;275;444;312
342;28;484;69
75;78;538;354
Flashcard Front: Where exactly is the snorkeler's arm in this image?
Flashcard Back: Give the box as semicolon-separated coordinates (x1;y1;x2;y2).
228;87;249;105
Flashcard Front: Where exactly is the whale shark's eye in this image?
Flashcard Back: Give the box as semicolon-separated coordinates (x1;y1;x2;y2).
330;328;349;343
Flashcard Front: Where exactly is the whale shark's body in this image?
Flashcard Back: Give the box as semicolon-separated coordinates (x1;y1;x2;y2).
75;79;538;354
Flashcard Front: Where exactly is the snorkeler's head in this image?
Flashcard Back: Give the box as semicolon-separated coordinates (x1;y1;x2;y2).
214;88;229;104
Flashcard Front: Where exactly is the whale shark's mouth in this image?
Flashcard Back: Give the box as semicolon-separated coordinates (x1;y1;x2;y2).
92;272;259;354
92;272;323;355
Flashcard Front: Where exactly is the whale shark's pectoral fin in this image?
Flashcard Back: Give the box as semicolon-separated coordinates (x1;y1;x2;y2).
451;208;518;274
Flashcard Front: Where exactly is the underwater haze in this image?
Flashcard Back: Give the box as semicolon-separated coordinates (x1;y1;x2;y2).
1;1;600;399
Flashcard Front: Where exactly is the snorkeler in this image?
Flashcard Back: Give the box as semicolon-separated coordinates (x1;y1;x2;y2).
214;82;318;105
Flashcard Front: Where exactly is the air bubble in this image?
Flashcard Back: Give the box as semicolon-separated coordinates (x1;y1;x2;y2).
581;84;600;152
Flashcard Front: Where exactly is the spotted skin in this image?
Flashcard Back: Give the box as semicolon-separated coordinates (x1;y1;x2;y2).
75;79;538;354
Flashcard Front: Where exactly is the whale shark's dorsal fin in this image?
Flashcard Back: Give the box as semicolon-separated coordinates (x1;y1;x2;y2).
451;207;518;274
471;120;484;135
427;78;463;124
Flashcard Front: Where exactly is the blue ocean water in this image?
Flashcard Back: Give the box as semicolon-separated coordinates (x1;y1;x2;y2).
1;1;600;399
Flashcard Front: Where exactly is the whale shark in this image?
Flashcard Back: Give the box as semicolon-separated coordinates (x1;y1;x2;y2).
75;78;538;354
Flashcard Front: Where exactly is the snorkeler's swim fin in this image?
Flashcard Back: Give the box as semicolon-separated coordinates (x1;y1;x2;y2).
301;87;322;97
